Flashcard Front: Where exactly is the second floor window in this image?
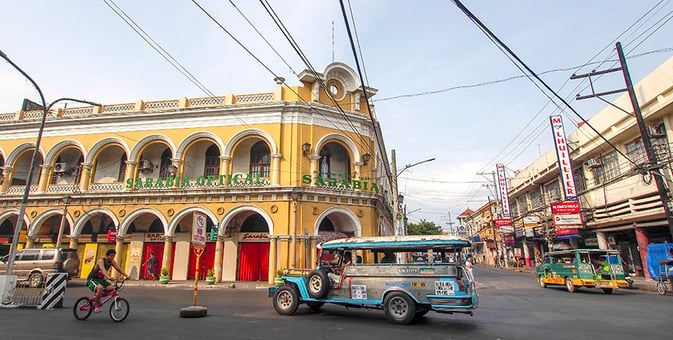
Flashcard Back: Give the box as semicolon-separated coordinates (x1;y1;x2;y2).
204;145;220;177
250;141;270;178
602;151;621;182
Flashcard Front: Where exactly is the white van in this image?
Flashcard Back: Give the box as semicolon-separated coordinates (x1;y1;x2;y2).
0;248;80;287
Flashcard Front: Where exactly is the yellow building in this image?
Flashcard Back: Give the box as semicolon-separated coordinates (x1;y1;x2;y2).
0;62;394;284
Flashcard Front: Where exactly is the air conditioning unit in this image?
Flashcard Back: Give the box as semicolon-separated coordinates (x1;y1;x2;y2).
138;159;153;172
586;158;601;168
53;162;68;174
648;125;665;138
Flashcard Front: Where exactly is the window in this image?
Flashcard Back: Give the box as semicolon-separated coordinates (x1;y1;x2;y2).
626;138;646;165
544;181;561;204
118;154;127;182
204;145;220;177
602;151;621;182
250;141;270;178
159;149;173;178
510;200;519;217
20;249;40;261
41;249;55;260
573;166;585;193
529;189;543;209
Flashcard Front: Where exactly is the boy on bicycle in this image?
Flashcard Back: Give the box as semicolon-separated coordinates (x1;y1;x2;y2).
87;249;129;312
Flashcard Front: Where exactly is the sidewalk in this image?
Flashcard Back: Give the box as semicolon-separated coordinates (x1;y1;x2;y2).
69;278;271;290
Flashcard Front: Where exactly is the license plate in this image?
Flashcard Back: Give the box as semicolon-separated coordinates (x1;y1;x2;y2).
434;281;455;296
595;281;614;288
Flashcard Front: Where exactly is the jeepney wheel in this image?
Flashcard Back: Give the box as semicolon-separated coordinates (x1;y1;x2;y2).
306;301;324;312
656;281;667;295
538;275;547;288
565;278;575;293
383;292;416;325
307;270;330;299
602;288;613;294
273;285;300;315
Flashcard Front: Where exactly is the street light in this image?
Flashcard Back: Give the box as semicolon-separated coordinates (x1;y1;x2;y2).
390;151;435;236
1;50;100;275
397;158;436;177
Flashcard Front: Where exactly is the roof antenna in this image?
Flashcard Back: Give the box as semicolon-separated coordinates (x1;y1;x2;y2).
331;20;335;63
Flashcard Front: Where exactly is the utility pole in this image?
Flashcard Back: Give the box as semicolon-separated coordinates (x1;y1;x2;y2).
571;42;673;238
478;171;503;267
446;211;454;234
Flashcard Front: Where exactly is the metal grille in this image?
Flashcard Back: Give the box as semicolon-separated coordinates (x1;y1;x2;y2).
145;100;179;110
47;185;79;193
63;107;94;116
89;183;125;192
236;93;273;103
103;103;135;113
0;113;16;121
189;97;225;107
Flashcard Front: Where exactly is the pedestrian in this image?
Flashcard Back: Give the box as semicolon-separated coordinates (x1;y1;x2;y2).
465;256;474;281
143;252;157;280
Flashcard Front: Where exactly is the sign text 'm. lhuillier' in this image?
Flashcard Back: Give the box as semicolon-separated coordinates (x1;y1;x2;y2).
550;115;577;200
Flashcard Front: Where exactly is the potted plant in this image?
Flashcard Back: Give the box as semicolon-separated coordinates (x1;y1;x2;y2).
205;269;216;285
274;269;284;286
159;267;170;284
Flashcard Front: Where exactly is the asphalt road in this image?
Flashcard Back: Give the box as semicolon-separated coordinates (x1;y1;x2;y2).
1;266;672;340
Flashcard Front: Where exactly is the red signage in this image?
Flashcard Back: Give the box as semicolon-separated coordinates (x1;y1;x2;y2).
107;230;117;243
555;228;578;236
551;201;580;214
495;219;512;226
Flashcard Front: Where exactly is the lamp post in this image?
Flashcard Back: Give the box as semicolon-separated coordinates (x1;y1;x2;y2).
390;150;435;236
1;50;100;275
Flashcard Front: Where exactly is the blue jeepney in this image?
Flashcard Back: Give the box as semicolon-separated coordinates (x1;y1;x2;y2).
270;235;478;324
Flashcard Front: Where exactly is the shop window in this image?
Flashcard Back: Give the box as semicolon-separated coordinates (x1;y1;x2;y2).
250;141;270;178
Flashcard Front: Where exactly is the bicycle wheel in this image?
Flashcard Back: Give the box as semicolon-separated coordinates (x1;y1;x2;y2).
109;297;130;322
656;281;667;295
73;297;93;320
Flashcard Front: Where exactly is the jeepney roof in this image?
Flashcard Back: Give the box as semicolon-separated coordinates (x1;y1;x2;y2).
319;235;471;250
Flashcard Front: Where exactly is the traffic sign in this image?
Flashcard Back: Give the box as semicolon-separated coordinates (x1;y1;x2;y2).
192;212;207;250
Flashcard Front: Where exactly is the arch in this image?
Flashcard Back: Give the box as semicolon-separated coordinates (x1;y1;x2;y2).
314;207;362;237
118;207;167;237
5;142;45;166
129;134;176;161
28;209;74;237
0;209;30;232
166;207;218;236
175;132;226;160
314;134;360;161
86;137;131;163
72;208;120;237
44;140;86;166
219;204;274;235
224;129;277;156
322;62;361;92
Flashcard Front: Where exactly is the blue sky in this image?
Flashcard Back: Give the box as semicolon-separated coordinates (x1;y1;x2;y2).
2;1;672;230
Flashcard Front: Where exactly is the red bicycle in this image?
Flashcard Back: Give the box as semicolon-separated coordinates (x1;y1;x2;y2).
73;280;130;322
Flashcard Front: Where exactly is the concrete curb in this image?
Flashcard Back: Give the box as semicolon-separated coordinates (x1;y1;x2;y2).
68;279;271;290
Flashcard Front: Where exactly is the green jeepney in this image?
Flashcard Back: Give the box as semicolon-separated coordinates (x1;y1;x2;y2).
535;249;629;294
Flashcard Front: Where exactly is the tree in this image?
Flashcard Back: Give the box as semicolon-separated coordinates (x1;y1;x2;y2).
407;219;442;235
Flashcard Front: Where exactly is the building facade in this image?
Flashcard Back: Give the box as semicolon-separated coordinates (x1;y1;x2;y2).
506;56;673;276
0;62;394;284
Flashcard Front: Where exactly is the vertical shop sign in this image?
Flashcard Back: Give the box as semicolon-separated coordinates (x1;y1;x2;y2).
496;164;511;217
550;115;577;200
